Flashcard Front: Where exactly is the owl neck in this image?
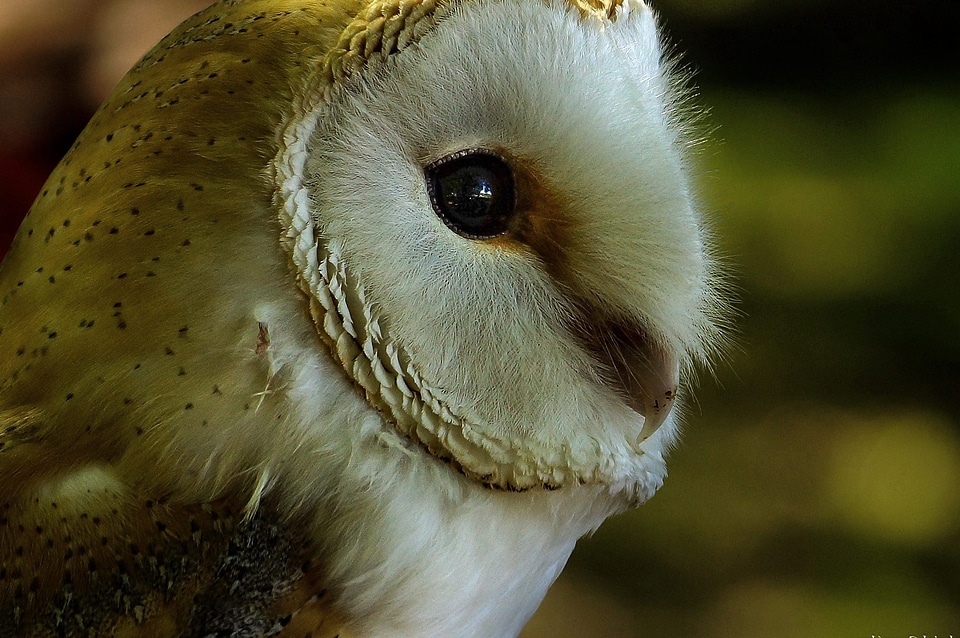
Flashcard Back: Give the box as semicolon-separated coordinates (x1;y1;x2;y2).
245;303;666;637
304;436;633;637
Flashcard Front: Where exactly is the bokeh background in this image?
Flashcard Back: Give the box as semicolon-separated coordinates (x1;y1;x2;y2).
1;1;957;636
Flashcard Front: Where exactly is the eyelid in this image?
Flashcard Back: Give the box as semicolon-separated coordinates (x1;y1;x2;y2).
423;148;508;171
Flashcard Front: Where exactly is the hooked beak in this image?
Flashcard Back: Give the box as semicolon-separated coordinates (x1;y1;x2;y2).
570;312;680;444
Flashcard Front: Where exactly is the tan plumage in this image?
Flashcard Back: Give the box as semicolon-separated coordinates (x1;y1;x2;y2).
0;0;726;635
2;3;354;634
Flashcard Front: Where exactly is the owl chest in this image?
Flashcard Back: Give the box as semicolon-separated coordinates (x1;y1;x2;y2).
0;492;341;637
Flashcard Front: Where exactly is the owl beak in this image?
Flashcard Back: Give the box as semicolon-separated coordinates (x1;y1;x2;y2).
571;314;680;444
631;341;680;443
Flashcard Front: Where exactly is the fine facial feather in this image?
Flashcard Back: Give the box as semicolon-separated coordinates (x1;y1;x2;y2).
284;0;722;490
0;0;724;635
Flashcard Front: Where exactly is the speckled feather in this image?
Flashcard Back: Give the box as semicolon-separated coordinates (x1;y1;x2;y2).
0;1;355;634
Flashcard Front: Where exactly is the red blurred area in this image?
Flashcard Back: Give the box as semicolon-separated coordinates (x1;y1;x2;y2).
0;150;49;258
0;0;213;259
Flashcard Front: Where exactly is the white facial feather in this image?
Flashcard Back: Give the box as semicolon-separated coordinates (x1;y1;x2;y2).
277;0;721;492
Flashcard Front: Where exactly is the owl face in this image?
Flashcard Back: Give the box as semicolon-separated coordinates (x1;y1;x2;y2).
278;0;722;491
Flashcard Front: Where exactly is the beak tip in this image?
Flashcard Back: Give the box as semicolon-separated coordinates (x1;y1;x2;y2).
636;382;679;445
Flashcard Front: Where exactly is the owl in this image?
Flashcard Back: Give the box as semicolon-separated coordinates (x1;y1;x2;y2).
0;0;725;636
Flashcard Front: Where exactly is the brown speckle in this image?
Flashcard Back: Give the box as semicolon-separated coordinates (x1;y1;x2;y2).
256;322;270;355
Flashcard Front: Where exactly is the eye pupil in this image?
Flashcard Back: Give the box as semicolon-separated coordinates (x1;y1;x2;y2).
426;151;515;239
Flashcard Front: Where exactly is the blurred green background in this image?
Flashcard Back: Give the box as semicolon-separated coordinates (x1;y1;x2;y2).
1;0;957;636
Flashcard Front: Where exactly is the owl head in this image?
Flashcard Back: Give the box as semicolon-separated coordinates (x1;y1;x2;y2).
276;0;725;493
0;0;724;503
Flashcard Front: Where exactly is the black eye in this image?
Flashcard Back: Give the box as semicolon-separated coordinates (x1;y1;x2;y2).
425;150;516;239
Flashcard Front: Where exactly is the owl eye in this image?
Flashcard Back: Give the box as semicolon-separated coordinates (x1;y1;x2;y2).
425;150;516;239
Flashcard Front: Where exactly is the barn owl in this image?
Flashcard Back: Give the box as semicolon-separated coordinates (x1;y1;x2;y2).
0;0;725;636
